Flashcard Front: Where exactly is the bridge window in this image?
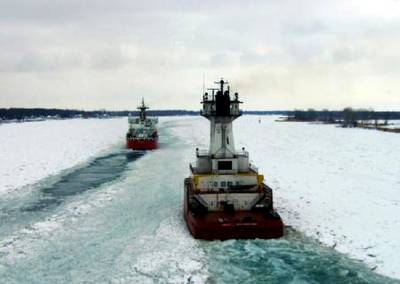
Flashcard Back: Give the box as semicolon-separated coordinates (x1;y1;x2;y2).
218;161;232;170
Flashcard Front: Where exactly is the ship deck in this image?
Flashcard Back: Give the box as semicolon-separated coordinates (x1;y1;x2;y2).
184;178;283;240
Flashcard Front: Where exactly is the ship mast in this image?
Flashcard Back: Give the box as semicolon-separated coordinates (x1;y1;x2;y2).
201;79;242;160
137;98;149;121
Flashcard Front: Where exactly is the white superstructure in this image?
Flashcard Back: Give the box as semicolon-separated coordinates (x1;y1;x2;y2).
189;80;270;212
127;98;158;139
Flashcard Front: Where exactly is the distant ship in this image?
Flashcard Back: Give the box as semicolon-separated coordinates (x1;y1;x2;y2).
126;99;158;150
184;79;284;240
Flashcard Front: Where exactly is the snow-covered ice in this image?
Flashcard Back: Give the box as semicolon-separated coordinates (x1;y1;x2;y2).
0;116;399;282
0;118;126;195
234;116;400;279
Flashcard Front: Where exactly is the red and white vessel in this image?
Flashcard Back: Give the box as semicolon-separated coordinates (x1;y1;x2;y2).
126;99;158;150
184;79;284;240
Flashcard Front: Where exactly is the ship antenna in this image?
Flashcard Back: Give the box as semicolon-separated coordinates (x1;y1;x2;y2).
214;78;229;94
202;73;205;94
207;87;219;100
138;97;149;121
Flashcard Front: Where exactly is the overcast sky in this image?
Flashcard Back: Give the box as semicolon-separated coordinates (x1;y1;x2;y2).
0;0;399;110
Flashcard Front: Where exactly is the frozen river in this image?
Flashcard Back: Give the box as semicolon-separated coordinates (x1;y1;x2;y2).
0;117;399;283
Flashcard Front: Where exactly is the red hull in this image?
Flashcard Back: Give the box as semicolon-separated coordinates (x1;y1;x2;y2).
184;182;284;240
126;138;158;150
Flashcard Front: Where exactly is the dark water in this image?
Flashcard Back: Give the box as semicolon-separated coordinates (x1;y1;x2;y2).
0;149;143;238
22;151;143;212
204;230;397;284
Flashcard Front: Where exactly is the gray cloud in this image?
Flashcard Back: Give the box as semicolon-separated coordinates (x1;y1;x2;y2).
0;0;400;110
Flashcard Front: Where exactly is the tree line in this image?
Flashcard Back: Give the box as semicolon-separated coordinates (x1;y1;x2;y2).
0;108;199;120
288;108;400;126
0;108;290;121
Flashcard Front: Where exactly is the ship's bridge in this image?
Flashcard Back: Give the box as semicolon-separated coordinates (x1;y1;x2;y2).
190;148;257;175
200;81;242;118
200;94;242;118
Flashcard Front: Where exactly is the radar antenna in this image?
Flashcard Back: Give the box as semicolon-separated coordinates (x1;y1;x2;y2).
214;79;229;94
